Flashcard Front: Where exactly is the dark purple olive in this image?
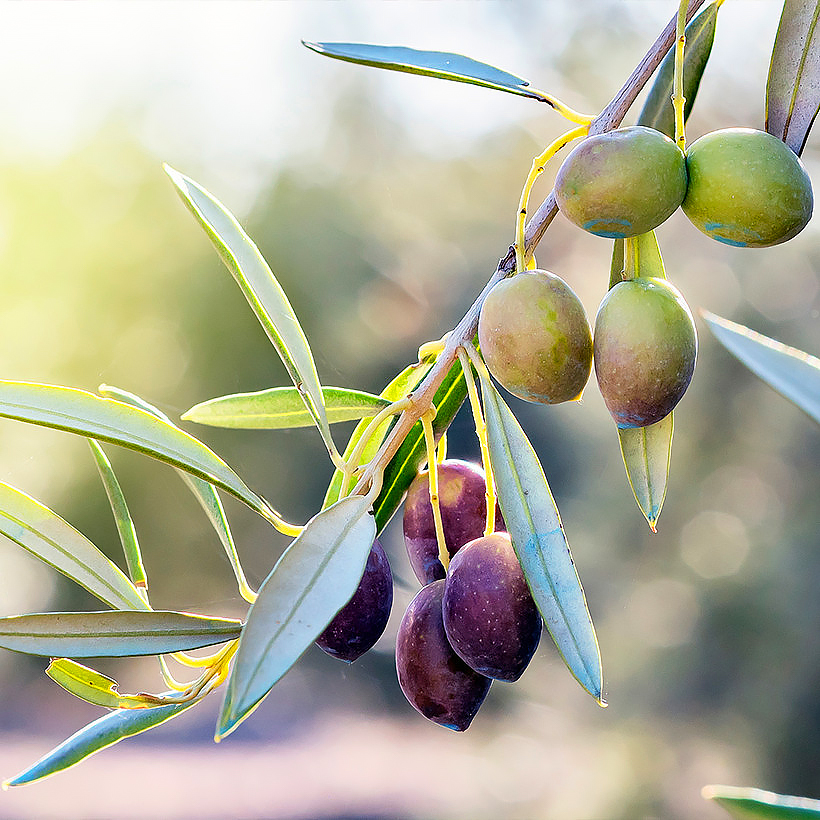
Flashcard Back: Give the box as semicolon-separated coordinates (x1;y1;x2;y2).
316;538;393;662
443;532;541;682
403;459;502;585
396;580;491;731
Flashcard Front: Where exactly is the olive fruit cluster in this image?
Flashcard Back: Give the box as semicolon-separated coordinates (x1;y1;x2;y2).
397;460;541;730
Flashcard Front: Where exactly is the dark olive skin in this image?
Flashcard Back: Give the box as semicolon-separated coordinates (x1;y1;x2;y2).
593;277;697;428
478;270;593;404
555;125;688;238
403;459;502;585
442;532;541;682
682;128;813;247
396;580;492;731
316;538;393;663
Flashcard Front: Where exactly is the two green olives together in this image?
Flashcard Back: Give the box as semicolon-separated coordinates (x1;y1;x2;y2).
479;125;813;427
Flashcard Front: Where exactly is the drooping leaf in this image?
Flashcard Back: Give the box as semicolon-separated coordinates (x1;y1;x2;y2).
216;495;376;739
0;482;147;612
0;611;242;657
47;659;167;709
183;386;389;430
702;311;820;424
609;238;625;289
165;165;335;458
303;42;544;101
373;359;466;533
98;385;253;601
617;414;674;531
766;0;820;155
623;230;667;281
0;380;274;523
478;372;603;703
637;1;721;137
88;440;147;592
703;784;820;818
4;695;200;787
323;361;433;510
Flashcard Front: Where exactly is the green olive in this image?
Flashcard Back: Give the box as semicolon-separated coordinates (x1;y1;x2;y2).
555;126;688;239
682;128;813;247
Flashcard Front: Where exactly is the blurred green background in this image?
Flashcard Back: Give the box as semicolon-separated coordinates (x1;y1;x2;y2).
0;2;818;818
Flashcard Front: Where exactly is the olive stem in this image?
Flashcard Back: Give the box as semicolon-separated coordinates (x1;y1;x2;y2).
527;88;596;125
673;0;689;150
352;0;706;498
421;409;449;573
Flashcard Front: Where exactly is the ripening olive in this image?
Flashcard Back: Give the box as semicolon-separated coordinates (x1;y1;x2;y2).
316;538;393;662
403;459;502;585
478;270;593;404
593;277;697;428
555;126;688;238
396;580;492;731
682;128;813;247
442;532;541;682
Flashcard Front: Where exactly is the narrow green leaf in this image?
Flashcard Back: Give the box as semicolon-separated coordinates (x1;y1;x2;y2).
0;380;274;523
4;696;200;787
702;311;820;424
0;482;147;612
373;359;467;534
88;440;147;592
0;610;242;657
704;785;820;818
617;414;674;531
609;238;625;289
323;361;433;510
165;165;335;457
183;386;389;430
98;385;253;600
766;0;820;155
479;373;603;703
303;41;544;101
46;659;167;709
637;2;721;137
217;495;376;739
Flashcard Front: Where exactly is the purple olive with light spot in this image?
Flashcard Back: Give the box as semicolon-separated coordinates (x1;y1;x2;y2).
396;580;491;731
442;532;541;682
316;538;393;662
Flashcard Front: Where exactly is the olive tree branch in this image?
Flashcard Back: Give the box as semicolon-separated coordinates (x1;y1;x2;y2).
355;0;706;495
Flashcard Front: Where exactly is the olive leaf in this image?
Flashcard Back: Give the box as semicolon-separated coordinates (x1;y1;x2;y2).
98;385;254;602
216;495;376;740
0;481;148;612
165;165;336;460
0;610;242;657
183;386;389;430
4;696;200;787
0;380;275;524
478;371;603;703
702;310;820;424
637;1;721;137
47;659;168;709
303;42;544;101
703;784;820;818
766;0;820;155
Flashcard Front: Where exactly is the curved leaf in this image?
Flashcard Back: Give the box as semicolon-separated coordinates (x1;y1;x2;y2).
0;610;242;657
88;440;147;591
183;386;389;430
98;385;252;600
216;495;376;739
303;41;543;101
637;1;721;137
479;373;603;703
702;311;820;424
4;695;200;787
704;785;820;818
0;481;147;611
617;414;674;531
46;659;167;709
165;165;335;457
0;380;274;523
766;0;820;155
323;361;433;510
